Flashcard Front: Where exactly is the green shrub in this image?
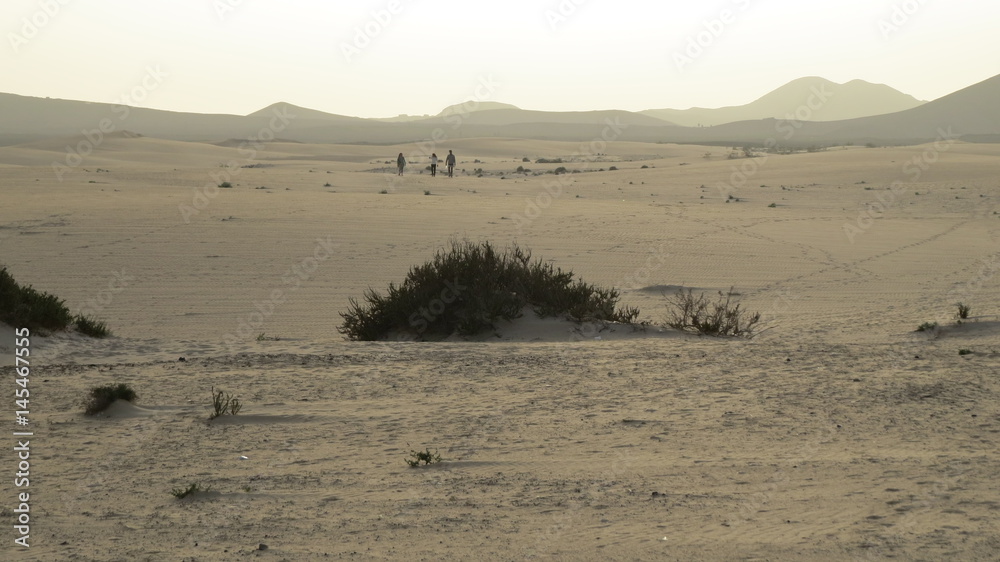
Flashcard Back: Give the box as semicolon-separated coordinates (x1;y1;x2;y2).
405;448;441;467
916;321;939;333
218;182;233;188
338;241;640;341
75;314;111;338
665;288;761;337
958;349;972;356
171;483;208;499
84;383;138;415
209;387;242;420
956;303;971;320
0;267;73;331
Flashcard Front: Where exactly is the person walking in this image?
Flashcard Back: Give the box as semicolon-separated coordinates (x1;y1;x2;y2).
430;153;438;177
445;149;456;177
396;152;405;176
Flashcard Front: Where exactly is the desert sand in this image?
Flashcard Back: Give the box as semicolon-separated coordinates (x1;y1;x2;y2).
1;135;999;560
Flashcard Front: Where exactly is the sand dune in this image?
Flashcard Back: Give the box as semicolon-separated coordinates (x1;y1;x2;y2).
1;136;998;560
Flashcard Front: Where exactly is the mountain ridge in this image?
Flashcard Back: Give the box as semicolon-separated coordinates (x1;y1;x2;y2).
0;74;995;147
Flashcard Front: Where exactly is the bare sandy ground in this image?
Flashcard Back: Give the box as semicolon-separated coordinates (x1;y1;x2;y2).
1;135;999;560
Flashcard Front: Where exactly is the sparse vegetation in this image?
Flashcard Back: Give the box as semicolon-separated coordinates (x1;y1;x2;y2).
424;190;431;196
75;314;111;338
338;240;640;341
664;288;762;338
171;483;208;499
536;157;563;164
554;166;568;175
956;302;971;320
84;383;138;416
405;448;441;467
958;349;972;356
916;321;939;333
218;182;233;188
209;387;243;420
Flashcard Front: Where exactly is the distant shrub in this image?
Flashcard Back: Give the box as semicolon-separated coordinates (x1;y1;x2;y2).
338;241;640;341
554;166;568;175
218;182;233;188
209;387;242;420
956;303;971;320
665;288;761;338
171;483;208;499
522;157;531;162
405;448;441;467
84;383;137;416
609;166;618;171
916;321;939;333
536;158;563;164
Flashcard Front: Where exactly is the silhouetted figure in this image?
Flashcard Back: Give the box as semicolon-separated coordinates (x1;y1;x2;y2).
445;150;456;177
430;153;438;177
396;153;405;176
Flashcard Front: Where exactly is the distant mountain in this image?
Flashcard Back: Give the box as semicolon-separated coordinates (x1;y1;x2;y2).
0;74;995;147
641;77;926;127
792;72;1000;142
0;93;381;145
246;102;361;122
373;102;521;122
410;107;674;127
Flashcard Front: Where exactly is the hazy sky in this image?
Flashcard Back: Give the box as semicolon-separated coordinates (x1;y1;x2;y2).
4;0;999;118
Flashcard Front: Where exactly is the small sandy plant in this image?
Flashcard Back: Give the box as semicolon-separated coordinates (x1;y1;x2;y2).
84;383;137;415
956;303;971;320
171;483;208;499
209;387;242;420
665;287;762;337
405;448;441;467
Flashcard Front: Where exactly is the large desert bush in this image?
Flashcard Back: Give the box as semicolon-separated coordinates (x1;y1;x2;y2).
339;241;639;341
1;266;73;331
1;266;111;336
